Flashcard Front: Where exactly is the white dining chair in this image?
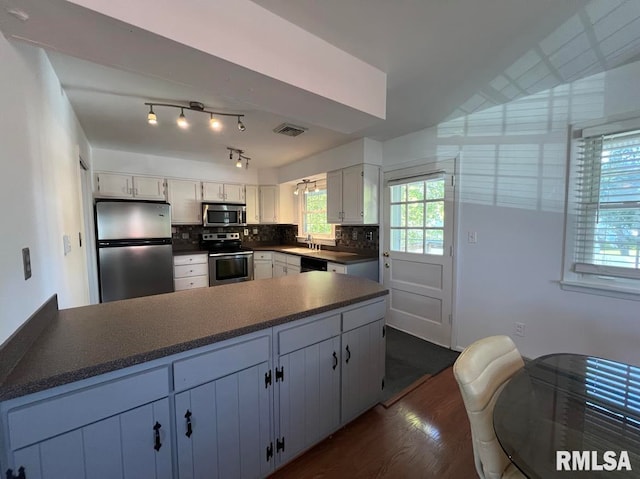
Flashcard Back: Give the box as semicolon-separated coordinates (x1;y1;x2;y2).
453;335;526;479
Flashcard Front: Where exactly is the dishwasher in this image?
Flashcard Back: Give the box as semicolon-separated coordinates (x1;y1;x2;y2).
300;256;328;273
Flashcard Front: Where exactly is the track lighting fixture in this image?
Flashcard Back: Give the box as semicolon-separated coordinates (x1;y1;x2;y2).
227;147;251;170
144;101;246;132
293;179;318;195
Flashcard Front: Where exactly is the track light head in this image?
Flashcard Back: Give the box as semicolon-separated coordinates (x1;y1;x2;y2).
236;156;243;168
293;187;299;196
209;114;221;131
237;117;246;132
147;106;157;125
177;109;188;129
314;182;319;192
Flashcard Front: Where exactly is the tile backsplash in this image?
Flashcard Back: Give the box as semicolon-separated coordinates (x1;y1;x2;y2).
172;224;378;252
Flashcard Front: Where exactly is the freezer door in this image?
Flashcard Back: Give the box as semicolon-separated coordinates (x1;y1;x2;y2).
99;244;174;302
96;201;171;240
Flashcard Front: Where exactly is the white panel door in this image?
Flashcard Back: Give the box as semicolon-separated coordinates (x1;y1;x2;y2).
383;159;455;347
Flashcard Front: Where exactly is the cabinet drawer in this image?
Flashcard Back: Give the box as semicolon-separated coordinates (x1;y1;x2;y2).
273;253;287;264
278;315;340;355
173;254;208;266
286;255;301;266
173;335;271;391
327;262;347;274
174;263;208;278
8;367;169;450
342;299;386;332
174;275;208;290
254;251;272;261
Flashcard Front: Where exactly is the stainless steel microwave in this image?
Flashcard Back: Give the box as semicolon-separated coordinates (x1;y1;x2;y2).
202;203;247;227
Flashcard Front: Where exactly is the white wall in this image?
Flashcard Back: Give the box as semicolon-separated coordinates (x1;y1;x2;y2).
383;59;640;365
277;138;382;183
93;148;259;185
0;38;91;345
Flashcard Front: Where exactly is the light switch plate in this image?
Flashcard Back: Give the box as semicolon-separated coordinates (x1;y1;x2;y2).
22;247;31;280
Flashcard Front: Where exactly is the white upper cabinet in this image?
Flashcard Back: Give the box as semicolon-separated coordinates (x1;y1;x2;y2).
326;164;379;225
245;185;260;224
202;182;245;203
167;179;202;225
259;186;279;224
96;173;165;200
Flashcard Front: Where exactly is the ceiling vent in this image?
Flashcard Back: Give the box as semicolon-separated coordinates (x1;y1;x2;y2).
273;123;307;137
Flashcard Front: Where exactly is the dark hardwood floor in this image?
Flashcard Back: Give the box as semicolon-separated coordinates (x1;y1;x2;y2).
270;367;477;478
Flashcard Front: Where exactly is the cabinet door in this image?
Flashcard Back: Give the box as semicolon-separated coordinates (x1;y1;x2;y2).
254;260;273;279
341;165;364;224
276;336;340;465
286;265;301;275
10;399;172;479
326;170;343;223
245;185;260;224
259;186;278;223
224;184;245;204
202;181;224;202
273;262;287;278
96;173;133;198
168;179;202;224
341;319;385;424
175;362;273;479
133;176;166;200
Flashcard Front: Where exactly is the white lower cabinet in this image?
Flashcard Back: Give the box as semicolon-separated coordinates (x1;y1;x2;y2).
172;333;273;479
273;253;301;278
4;368;172;479
274;315;341;466
1;299;386;479
340;300;386;424
174;364;272;479
253;252;273;280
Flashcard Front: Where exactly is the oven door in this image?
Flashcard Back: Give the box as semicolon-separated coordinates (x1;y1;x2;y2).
209;252;254;286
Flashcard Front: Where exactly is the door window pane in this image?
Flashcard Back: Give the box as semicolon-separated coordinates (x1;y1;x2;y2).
388;176;446;255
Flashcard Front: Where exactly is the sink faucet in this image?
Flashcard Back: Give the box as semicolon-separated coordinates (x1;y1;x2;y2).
306;234;313;249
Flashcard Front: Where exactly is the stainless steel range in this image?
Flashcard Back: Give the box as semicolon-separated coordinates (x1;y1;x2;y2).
201;233;253;286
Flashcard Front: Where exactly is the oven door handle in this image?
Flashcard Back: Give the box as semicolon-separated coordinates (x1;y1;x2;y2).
208;251;254;258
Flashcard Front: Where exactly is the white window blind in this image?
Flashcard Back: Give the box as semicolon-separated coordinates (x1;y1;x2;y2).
573;128;640;280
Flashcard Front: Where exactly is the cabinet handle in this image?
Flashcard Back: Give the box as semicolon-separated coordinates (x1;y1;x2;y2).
345;345;351;364
332;351;338;370
153;421;162;451
185;410;193;438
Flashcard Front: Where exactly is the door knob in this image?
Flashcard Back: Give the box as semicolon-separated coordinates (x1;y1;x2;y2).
385;263;390;268
383;252;389;257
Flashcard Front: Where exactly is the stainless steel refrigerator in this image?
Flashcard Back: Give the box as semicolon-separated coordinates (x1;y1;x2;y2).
96;200;174;302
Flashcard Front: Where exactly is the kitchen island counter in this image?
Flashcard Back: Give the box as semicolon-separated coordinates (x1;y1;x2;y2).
0;272;387;401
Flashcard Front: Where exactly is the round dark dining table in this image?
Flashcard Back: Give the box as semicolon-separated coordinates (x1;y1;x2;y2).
493;353;640;478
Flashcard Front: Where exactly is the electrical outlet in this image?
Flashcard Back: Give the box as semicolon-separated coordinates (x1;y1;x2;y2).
514;322;525;337
252;228;258;234
244;228;249;236
366;231;374;241
352;230;358;240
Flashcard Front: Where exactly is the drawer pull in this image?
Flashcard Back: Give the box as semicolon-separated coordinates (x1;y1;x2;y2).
185;410;193;438
153;421;162;451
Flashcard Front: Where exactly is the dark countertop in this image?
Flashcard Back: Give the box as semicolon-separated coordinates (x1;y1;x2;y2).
251;245;379;264
0;273;387;401
173;249;209;256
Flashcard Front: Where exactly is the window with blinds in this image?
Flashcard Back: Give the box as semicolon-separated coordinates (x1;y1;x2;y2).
571;127;640;282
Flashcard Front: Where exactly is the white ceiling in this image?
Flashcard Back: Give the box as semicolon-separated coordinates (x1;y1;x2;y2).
2;0;640;170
